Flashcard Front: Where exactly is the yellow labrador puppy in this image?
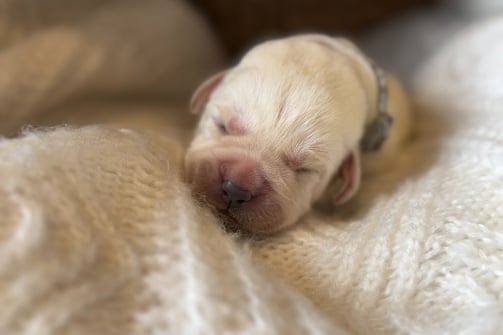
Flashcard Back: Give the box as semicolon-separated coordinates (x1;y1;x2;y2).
185;34;411;234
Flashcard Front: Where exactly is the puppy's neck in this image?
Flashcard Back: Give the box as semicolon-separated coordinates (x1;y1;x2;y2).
324;39;392;152
321;40;380;122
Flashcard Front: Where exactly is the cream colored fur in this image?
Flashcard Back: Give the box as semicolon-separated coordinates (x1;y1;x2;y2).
1;1;503;334
186;35;411;234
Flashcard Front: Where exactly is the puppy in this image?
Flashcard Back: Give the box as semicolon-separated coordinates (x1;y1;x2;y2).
184;34;411;234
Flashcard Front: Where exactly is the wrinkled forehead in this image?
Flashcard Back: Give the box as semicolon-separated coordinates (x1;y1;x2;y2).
223;72;337;131
211;47;349;152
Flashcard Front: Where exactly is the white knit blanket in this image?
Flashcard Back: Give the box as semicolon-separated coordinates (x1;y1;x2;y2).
1;1;502;334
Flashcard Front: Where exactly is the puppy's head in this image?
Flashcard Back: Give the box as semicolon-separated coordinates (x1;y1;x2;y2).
185;34;387;234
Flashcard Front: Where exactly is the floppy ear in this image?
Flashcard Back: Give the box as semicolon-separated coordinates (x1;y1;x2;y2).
190;70;227;114
332;150;362;205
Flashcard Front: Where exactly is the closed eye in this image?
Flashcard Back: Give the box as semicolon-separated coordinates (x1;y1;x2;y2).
293;167;319;175
283;153;320;175
212;116;228;135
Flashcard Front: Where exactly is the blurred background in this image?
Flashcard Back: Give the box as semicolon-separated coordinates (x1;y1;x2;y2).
1;0;502;137
189;0;436;58
187;0;503;88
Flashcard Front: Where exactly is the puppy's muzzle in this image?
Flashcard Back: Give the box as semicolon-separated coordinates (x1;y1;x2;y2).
187;149;269;209
219;155;267;208
222;180;253;209
186;146;287;233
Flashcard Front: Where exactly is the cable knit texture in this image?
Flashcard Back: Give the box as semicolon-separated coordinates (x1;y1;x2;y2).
251;15;503;335
1;0;503;334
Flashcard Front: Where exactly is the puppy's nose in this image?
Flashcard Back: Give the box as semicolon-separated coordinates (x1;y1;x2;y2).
222;180;252;209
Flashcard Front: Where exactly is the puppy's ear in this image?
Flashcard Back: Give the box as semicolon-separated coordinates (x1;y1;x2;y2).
190;70;227;114
332;150;362;205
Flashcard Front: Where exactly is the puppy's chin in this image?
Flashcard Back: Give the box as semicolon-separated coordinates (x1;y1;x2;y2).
216;202;287;235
